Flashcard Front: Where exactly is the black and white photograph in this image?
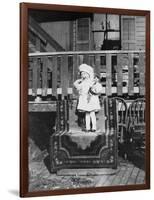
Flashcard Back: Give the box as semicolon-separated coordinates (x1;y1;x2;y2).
20;3;150;196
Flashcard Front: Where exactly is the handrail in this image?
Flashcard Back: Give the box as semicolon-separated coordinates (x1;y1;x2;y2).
29;25;47;45
29;50;145;57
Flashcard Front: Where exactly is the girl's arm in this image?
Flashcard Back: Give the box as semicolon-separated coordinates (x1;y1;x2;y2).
73;79;82;90
90;82;103;94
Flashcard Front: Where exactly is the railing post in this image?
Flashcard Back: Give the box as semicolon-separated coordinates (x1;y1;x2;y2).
106;54;112;96
128;53;134;96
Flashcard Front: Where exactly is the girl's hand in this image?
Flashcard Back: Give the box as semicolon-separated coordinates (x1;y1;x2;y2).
77;79;83;83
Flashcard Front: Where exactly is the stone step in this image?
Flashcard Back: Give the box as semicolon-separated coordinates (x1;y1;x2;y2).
57;167;119;176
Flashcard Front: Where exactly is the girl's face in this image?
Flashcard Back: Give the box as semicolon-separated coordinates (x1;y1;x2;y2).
81;71;89;79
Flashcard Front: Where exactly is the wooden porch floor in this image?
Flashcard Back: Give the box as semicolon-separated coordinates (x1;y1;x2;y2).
29;139;145;192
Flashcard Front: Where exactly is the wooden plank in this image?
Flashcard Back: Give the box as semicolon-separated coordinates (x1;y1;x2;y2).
57;168;118;176
95;54;101;76
28;102;56;112
68;56;73;88
139;53;145;95
111;166;126;186
128;53;134;95
32;57;38;96
73;54;79;97
95;175;108;187
89;55;95;67
117;54;123;96
28;86;140;96
127;167;140;185
29;50;145;58
42;57;48;96
136;169;145;184
37;59;41;89
79;55;84;65
61;55;69;98
103;173;117;186
83;54;89;65
106;54;112;96
56;101;60;132
52;56;57;97
119;165;134;185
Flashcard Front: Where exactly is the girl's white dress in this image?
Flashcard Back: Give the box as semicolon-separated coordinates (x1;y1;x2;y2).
74;78;103;112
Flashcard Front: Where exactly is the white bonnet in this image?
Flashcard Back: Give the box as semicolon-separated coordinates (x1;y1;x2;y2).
79;64;94;80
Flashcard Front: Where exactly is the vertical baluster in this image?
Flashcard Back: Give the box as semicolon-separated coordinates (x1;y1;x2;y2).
42;56;48;96
83;54;89;65
106;54;112;96
68;56;73;97
79;55;83;65
52;56;57;97
139;53;145;96
37;58;41;94
117;54;123;96
66;100;69;131
59;101;62;131
128;53;134;96
63;100;65;131
58;56;62;97
73;54;79;97
104;97;109;132
56;100;60;133
91;55;95;70
95;54;101;76
61;55;68;99
32;57;38;96
28;61;32;89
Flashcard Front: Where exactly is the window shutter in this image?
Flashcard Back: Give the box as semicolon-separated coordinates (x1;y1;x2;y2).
76;18;91;51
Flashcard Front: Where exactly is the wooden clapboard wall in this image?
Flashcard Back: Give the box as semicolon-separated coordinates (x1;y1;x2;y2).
121;16;145;51
135;17;146;50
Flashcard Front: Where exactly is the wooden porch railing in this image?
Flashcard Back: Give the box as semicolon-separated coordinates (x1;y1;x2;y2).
28;50;145;100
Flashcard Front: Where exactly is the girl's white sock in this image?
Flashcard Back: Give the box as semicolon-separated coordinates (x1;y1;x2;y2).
85;112;90;130
90;111;96;130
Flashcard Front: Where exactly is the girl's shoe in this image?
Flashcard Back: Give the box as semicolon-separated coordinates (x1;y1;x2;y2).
91;129;96;132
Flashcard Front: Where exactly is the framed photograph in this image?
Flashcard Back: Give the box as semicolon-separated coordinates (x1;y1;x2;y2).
20;2;150;197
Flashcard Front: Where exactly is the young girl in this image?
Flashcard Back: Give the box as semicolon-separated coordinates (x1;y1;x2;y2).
74;64;103;132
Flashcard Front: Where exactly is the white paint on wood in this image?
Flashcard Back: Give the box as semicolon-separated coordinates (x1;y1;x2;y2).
28;86;140;96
